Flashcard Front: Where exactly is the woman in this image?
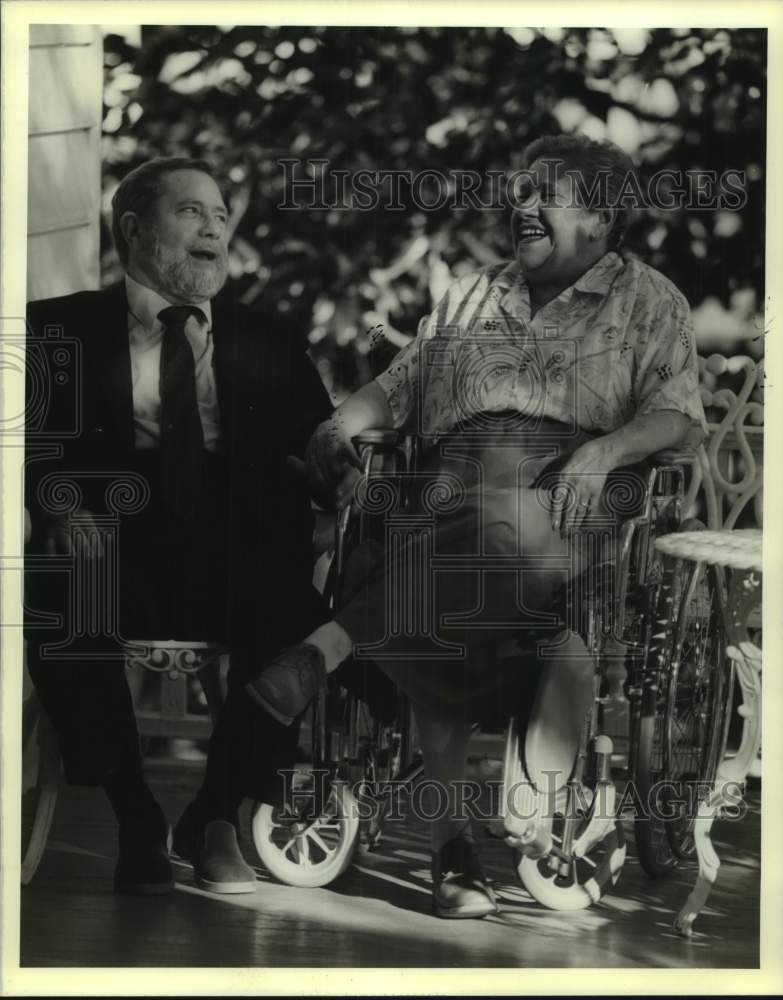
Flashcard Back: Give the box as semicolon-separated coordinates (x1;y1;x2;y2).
246;134;706;917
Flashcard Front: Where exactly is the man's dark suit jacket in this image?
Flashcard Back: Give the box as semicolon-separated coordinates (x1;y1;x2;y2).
25;281;333;672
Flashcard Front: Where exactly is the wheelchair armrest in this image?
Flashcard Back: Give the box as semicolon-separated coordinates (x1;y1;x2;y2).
647;424;704;466
646;423;704;466
648;447;698;466
352;428;403;449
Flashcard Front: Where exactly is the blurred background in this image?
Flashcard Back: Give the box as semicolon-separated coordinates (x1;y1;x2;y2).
29;24;768;412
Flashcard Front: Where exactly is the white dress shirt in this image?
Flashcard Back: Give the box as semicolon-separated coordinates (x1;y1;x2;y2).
125;273;221;451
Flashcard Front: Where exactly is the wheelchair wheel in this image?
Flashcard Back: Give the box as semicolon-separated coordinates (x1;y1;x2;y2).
634;542;732;876
251;779;360;888
662;561;732;859
514;812;626;911
356;718;399;853
328;660;420;855
355;694;420;854
504;707;626;911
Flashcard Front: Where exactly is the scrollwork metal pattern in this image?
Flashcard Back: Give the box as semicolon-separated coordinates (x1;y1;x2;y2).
123;641;226;679
694;353;763;530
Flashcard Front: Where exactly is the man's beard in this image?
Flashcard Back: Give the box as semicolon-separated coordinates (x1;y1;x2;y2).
147;235;229;302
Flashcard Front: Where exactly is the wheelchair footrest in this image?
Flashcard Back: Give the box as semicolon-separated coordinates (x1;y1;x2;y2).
503;822;553;859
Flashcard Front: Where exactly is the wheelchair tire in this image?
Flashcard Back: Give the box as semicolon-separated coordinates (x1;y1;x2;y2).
633;532;732;876
251;781;360;888
514;817;626;910
634;539;692;878
662;560;733;860
633;701;680;878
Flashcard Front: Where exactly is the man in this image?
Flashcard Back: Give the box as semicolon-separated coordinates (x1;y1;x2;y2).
25;157;332;894
240;134;707;917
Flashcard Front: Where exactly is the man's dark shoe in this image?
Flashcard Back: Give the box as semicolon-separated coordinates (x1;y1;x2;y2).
172;799;208;862
244;643;327;726
114;805;174;895
432;836;499;919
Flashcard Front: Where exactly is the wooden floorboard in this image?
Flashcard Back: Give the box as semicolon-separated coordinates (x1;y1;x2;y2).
19;763;760;969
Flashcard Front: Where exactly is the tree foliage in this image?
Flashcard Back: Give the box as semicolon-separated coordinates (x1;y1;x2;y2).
102;26;766;397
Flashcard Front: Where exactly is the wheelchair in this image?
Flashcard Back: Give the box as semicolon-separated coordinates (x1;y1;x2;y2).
20;421;733;907
251;418;733;909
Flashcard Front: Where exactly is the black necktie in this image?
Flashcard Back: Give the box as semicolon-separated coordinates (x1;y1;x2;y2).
158;305;206;522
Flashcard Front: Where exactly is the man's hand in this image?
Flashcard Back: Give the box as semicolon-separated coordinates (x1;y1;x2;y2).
549;440;615;539
305;414;364;510
42;509;104;559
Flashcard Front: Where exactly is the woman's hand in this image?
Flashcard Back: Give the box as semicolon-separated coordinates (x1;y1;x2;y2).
549;440;615;539
305;414;364;510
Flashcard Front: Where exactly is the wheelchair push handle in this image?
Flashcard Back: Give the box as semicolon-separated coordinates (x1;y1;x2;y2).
332;428;413;597
333;430;396;591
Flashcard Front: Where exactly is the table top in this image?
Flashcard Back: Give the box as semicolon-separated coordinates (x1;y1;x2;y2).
654;529;763;572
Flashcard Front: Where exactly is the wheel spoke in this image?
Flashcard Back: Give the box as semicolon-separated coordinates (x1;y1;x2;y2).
280;833;298;857
297;834;311;867
312;816;341;832
306;828;334;856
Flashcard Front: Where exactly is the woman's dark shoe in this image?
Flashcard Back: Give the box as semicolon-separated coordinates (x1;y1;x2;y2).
432;836;499;919
173;803;256;894
244;643;327;726
192;821;257;894
172;797;240;861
